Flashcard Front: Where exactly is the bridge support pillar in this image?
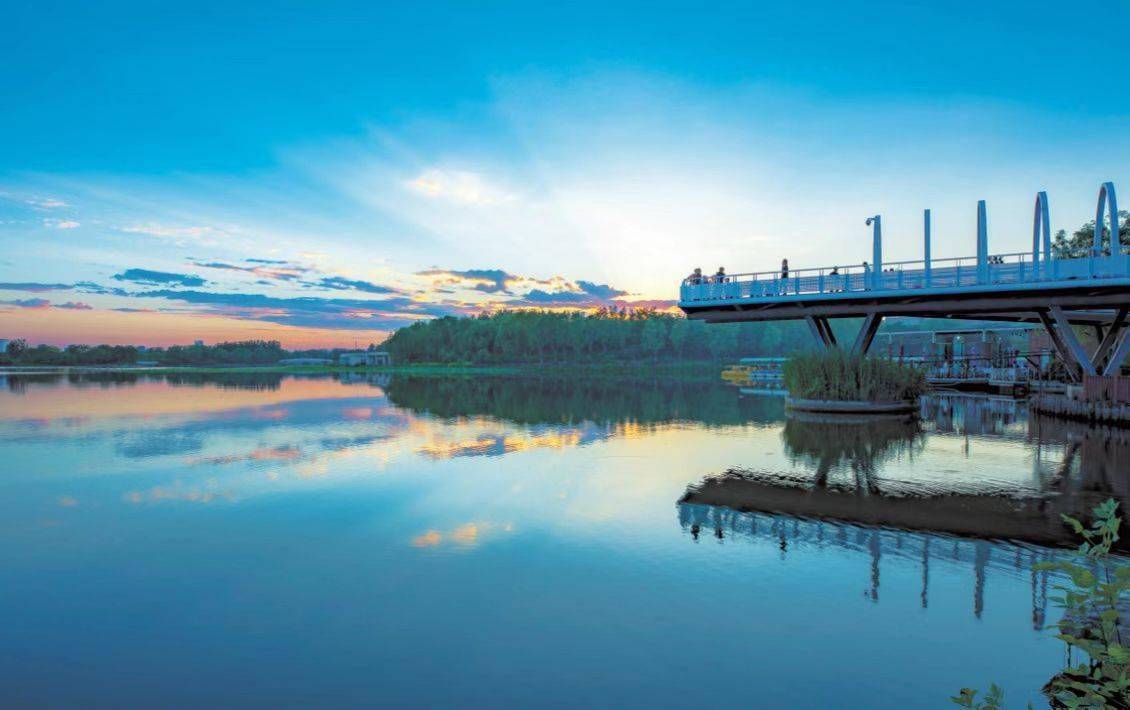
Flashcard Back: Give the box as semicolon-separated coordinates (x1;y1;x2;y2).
1038;307;1098;382
1102;327;1130;376
851;313;884;356
1092;306;1129;373
805;315;837;349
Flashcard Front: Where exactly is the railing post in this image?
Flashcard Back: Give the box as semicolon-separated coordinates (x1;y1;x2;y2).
923;209;932;287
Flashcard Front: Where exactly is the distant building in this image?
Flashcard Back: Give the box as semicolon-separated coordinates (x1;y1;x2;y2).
278;357;334;366
338;351;391;367
0;339;9;354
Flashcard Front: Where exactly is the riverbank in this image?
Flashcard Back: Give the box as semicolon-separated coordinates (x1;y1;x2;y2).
0;359;731;380
1031;393;1130;427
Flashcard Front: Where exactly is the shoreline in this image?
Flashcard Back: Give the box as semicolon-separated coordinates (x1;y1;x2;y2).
0;360;730;379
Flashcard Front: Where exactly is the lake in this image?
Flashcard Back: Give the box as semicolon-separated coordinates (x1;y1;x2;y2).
1;371;1126;707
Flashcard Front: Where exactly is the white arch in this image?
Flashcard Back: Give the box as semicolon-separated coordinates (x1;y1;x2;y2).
1095;182;1119;256
1032;191;1050;278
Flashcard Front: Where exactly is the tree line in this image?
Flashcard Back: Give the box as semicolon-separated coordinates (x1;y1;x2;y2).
382;308;816;365
0;339;295;366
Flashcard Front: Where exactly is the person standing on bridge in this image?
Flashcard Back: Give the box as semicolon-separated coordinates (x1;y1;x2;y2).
686;267;703;285
714;267;727;283
781;259;789;280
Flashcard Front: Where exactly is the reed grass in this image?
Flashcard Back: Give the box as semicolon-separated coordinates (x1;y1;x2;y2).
783;351;926;402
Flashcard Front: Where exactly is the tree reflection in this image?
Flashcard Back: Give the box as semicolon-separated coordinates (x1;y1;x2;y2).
383;374;786;426
781;413;925;491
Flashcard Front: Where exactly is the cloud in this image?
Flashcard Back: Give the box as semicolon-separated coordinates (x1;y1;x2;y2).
406;169;518;206
575;280;628;300
0;282;73;292
75;281;130;296
3;298;52;309
509;280;632;308
44;218;80;229
113;268;207;287
131;288;473;330
1;297;97;311
418;267;560;295
315;276;400;294
26;197;67;209
120;224;218;239
190;259;311;282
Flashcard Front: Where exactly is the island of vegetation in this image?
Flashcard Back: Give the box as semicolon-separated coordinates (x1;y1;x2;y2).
782;350;927;413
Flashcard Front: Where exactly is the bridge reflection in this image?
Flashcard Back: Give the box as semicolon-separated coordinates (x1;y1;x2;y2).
676;503;1052;627
678;407;1130;626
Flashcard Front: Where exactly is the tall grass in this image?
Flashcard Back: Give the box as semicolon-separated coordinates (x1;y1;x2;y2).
783;351;926;402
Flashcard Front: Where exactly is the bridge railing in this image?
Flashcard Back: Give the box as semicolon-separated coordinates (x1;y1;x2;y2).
680;251;1130;303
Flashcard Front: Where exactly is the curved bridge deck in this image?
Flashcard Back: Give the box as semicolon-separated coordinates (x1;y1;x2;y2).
677;182;1130;380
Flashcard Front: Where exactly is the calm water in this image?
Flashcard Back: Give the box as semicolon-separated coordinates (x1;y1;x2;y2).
2;371;1127;708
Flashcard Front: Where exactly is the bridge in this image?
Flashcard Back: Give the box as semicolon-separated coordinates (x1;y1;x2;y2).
679;182;1130;381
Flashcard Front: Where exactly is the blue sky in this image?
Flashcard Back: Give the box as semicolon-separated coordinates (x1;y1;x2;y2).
1;0;1128;345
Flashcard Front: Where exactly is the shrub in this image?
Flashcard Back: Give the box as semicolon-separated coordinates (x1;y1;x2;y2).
782;350;926;402
954;500;1130;708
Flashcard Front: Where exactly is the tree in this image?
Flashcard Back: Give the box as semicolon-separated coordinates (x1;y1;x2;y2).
6;339;26;357
641;317;669;362
1052;210;1130;258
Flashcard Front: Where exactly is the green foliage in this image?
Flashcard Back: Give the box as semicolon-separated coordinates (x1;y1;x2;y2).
955;500;1130;709
381;308;816;365
1034;499;1130;708
951;685;1005;709
782;350;926;402
155;340;286;366
0;342;141;366
0;339;291;367
1052;210;1130;259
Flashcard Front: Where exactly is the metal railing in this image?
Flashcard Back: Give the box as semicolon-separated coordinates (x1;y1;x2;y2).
680;252;1130;304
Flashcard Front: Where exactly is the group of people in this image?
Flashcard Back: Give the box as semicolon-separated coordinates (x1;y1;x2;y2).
686;260;791;286
685;259;883;296
685;267;729;285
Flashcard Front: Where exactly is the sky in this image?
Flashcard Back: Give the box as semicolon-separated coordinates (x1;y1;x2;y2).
1;0;1128;347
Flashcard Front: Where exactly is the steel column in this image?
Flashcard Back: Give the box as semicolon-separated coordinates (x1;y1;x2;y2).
851;313;884;356
1091;306;1128;371
870;216;882;290
806;315;838;349
923;209;932;287
818;317;837;347
976;200;989;283
1096;182;1119;256
1045;307;1098;379
806;316;830;349
1101;327;1130;376
1033;191;1050;279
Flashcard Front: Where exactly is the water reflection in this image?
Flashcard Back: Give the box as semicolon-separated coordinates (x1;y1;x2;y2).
684;397;1130;541
1;371;1113;706
782;413;925;491
383;374;786;426
677;505;1052;626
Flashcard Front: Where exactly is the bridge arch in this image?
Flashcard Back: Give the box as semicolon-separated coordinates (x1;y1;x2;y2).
1095;182;1119;256
1032;191;1050;277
